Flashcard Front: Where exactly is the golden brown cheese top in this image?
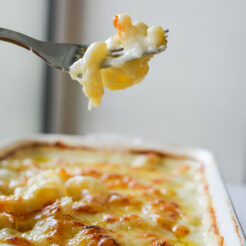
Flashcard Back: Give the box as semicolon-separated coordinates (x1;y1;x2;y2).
0;143;222;246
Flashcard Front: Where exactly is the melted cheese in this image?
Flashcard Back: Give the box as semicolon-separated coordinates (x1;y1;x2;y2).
69;14;167;110
0;143;222;246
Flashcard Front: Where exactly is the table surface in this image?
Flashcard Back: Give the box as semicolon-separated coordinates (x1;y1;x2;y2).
227;183;246;235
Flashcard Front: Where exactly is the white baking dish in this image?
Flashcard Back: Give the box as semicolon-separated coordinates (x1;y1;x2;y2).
0;134;245;246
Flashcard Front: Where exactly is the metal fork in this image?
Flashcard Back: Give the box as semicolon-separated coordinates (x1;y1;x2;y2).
0;27;167;71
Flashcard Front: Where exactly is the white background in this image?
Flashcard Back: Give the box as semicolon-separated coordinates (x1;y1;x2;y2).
0;1;48;138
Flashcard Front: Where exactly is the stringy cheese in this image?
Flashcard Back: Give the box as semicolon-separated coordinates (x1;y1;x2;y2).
0;143;222;246
69;14;167;110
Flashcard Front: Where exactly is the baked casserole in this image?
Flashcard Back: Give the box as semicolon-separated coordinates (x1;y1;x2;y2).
0;141;223;246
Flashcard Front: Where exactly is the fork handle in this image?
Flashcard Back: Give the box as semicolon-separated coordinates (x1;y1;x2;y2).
0;27;82;71
0;27;89;70
0;27;42;51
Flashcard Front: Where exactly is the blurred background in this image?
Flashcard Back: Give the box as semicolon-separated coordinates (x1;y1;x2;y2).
0;0;246;184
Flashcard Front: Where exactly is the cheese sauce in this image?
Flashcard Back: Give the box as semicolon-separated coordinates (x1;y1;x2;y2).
0;143;222;245
69;14;167;110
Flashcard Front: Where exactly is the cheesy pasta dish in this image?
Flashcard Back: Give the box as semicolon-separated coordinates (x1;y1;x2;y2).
69;14;167;110
0;141;223;245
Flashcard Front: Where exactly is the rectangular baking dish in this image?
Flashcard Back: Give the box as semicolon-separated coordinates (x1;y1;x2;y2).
0;134;245;246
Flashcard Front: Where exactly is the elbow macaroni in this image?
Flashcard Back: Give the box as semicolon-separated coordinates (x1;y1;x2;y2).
69;14;167;110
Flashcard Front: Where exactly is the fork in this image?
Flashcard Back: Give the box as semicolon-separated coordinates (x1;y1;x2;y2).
0;27;167;71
